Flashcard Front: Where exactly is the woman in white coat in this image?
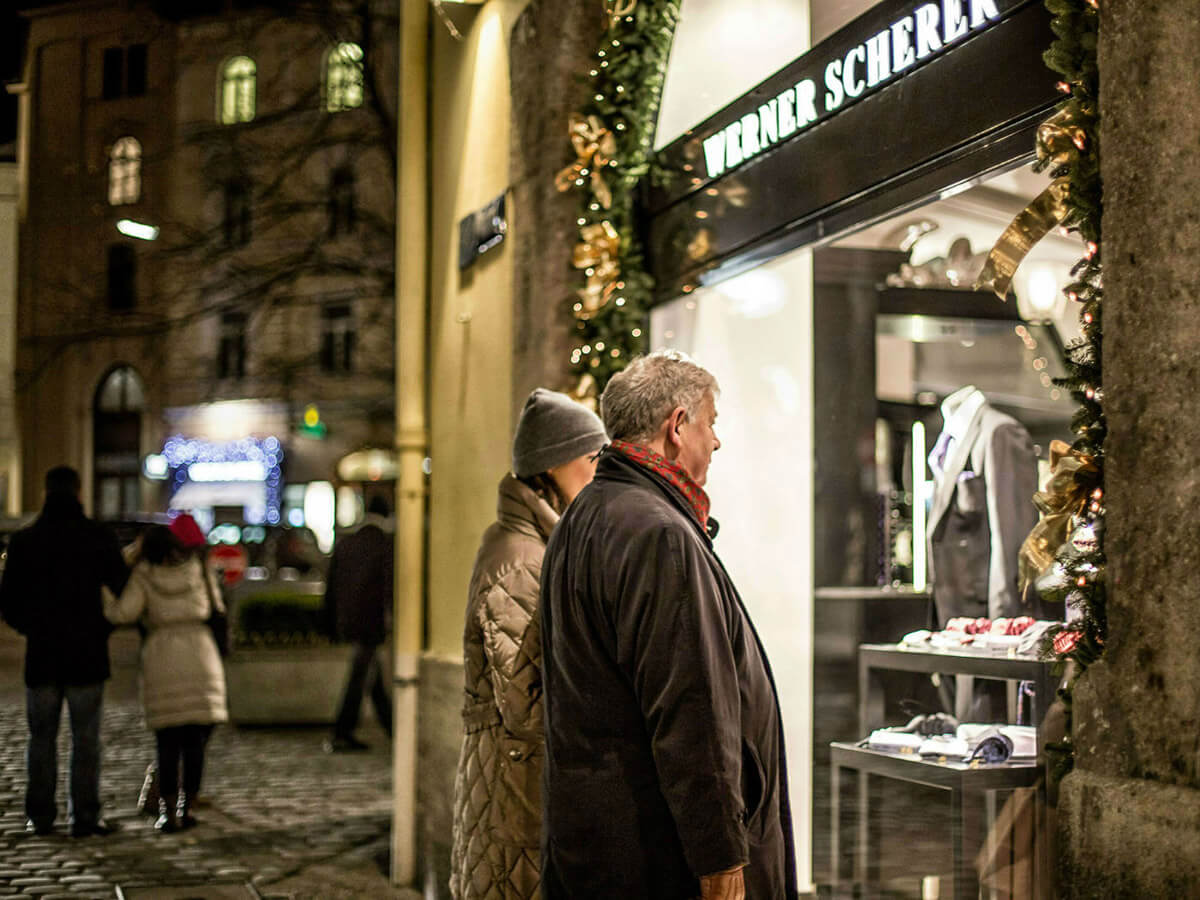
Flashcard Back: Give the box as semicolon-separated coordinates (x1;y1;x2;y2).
105;516;227;832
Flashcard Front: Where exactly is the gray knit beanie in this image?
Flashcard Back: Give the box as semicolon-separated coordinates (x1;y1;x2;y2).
512;388;608;478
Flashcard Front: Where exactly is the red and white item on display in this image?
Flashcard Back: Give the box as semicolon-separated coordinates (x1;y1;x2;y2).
901;617;1058;653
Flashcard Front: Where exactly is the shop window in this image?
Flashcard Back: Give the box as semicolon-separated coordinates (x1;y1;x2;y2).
224;182;252;247
93;366;145;519
218;312;247;379
106;244;136;311
102;44;147;100
320;304;354;373
327;167;356;236
220;56;256;124
108;136;142;205
324;42;364;112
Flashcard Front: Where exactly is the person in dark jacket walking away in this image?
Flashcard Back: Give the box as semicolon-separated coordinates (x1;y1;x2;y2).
450;388;608;900
540;350;798;900
324;495;394;752
0;466;129;837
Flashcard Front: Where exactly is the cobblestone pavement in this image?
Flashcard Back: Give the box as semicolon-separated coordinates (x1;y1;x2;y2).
0;627;421;900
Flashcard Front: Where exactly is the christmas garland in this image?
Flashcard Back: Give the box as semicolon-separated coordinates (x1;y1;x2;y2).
1036;0;1104;783
556;0;681;396
979;0;1103;781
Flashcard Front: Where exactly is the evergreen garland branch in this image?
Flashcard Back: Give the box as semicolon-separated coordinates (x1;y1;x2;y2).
559;1;681;391
1034;0;1104;781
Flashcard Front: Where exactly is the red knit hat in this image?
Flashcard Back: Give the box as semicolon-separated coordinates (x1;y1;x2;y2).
168;513;206;549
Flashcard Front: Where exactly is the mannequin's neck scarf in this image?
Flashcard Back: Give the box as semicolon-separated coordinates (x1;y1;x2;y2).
610;440;710;531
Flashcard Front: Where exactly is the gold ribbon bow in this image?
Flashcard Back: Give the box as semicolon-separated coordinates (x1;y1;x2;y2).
974;177;1071;300
572;220;621;318
555;114;617;209
1037;108;1088;168
975;107;1089;299
1017;440;1100;595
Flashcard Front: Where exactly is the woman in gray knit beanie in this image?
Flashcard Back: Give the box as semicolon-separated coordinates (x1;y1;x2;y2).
450;388;607;900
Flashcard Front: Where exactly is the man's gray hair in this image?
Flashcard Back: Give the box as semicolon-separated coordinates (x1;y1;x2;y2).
600;349;719;442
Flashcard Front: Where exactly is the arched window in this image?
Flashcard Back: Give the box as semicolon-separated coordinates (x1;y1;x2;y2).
220;56;256;124
108;136;141;205
324;42;364;112
94;366;146;519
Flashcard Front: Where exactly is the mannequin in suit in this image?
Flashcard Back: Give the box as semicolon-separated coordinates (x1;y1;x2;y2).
927;385;1039;623
926;385;1039;720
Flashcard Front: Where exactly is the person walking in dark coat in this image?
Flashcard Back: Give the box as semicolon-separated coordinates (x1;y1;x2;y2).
540;350;798;900
324;495;393;752
0;466;129;837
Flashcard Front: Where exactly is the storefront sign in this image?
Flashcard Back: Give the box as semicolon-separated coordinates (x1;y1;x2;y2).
701;0;1002;179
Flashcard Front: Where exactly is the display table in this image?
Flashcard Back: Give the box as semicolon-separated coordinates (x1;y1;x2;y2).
857;642;1058;734
830;742;1041;899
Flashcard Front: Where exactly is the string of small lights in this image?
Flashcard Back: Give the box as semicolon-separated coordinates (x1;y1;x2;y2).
1030;0;1105;784
556;0;681;394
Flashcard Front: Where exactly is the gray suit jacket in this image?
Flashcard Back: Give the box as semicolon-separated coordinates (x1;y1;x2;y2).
927;391;1038;623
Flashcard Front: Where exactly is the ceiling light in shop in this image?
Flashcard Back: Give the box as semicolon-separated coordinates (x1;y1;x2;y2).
717;268;787;319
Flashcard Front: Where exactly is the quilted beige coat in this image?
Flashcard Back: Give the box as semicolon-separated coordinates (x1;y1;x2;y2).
105;557;228;731
450;474;558;900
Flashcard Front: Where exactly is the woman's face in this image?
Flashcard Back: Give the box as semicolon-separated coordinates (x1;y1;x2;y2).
548;451;601;506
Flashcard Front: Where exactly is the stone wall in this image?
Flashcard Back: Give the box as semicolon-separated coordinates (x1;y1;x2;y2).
1059;1;1200;893
508;0;607;421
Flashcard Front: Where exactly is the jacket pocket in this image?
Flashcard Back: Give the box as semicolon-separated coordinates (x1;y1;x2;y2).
740;739;767;833
488;736;542;848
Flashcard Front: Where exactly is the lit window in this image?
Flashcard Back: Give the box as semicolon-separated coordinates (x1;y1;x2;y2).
220;56;256;124
325;42;364;112
108;136;141;205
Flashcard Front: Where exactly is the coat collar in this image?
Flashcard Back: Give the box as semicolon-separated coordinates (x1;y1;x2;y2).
496;473;559;543
928;387;990;533
597;449;719;543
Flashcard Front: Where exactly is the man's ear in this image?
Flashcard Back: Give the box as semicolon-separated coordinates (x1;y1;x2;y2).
665;406;688;450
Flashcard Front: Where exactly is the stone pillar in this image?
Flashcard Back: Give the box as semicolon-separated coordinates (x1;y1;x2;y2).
508;0;606;420
1058;2;1200;894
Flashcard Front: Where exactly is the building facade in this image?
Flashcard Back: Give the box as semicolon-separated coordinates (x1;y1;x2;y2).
14;0;397;541
409;0;1200;896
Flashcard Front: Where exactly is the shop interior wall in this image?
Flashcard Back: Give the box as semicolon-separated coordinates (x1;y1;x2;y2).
651;247;817;890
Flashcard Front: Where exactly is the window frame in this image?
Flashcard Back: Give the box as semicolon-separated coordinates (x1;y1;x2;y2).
108;136;142;206
218;311;248;379
324;42;364;113
219;55;257;124
106;244;137;311
319;304;355;374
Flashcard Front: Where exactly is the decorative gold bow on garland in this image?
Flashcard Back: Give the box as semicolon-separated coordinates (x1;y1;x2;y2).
1017;439;1101;595
555;115;617;209
572;220;621;319
975;109;1088;299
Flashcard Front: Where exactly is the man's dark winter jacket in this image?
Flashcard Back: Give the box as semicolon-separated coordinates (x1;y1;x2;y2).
0;494;128;686
539;450;798;899
324;515;393;645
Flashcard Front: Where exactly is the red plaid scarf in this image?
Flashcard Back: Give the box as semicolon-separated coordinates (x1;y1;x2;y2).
610;439;711;531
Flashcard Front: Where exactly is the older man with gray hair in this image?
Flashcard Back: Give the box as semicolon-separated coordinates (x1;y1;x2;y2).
540;350;797;900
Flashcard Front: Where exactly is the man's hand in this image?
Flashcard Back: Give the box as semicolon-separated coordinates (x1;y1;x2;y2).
699;865;745;900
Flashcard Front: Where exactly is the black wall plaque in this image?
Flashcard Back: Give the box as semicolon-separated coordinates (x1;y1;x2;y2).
458;192;508;271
